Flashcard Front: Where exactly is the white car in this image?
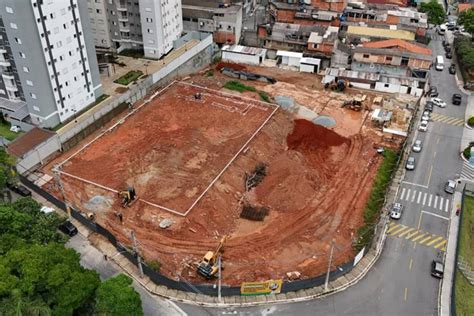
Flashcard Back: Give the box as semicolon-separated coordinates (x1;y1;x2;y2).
444;180;456;194
9;125;21;133
421;111;430;121
390;203;404;220
419;120;428;132
431;97;446;108
40;206;55;214
412;140;422;153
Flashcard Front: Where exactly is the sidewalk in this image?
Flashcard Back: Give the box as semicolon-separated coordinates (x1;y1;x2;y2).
440;191;462;316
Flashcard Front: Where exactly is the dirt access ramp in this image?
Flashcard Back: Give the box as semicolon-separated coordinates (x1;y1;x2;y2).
44;78;382;286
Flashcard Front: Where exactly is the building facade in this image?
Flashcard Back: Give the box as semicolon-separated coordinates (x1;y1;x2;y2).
87;0;183;59
0;0;102;128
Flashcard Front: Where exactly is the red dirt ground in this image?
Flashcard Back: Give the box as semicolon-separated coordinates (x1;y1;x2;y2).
45;81;382;286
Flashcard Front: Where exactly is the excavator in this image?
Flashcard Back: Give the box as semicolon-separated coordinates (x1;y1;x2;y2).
197;236;227;279
118;187;137;207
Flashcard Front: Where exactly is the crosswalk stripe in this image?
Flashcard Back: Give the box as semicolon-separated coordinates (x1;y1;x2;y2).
406;230;420;239
441;246;446;252
434;196;438;209
411;233;427;242
405;189;411;201
387;224;404;234
426;236;444;246
417;191;422;204
445;200;450;213
439;198;444;211
423;192;427;205
434;239;447;249
428;194;433;207
418;235;434;245
388;221;396;227
398;227;415;238
400;188;406;200
411;190;416;202
389;225;408;236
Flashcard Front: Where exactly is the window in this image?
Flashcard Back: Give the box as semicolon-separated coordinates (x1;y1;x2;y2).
6;6;13;13
147;28;153;34
23;66;29;72
363;54;370;58
14;37;21;44
96;9;102;14
384;83;390;88
50;13;56;19
19;52;26;58
0;89;5;95
385;56;393;62
26;80;33;86
30;92;37;99
146;17;153;23
145;8;151;12
56;41;63;48
10;22;17;29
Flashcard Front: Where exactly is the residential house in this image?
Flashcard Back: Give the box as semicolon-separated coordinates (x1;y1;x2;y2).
268;1;340;26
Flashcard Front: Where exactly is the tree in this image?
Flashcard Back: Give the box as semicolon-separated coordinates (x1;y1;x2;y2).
95;274;144;316
0;147;15;190
458;8;474;35
419;0;445;25
0;243;101;316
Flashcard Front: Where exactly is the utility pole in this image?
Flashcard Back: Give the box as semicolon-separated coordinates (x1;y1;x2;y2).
53;165;71;220
218;255;222;302
324;239;335;292
131;230;144;278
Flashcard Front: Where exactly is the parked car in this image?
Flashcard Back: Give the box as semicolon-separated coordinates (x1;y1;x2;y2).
428;86;438;97
431;260;444;278
446;51;453;59
58;221;78;237
419;120;428;132
421;111;430;121
431;97;446;108
425;101;434;112
442;39;449;47
40;206;55;214
390;203;404;220
9;125;21;133
446;21;456;30
405;156;416;170
412;140;423;153
7;183;31;197
444;180;457;194
444;46;451;53
452;93;462;105
449;64;456;74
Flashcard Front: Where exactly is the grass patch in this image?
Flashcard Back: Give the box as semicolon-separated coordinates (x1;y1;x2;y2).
224;80;271;103
355;149;398;251
455;195;474;315
118;49;144;59
51;94;110;131
114;70;144;86
0;121;23;141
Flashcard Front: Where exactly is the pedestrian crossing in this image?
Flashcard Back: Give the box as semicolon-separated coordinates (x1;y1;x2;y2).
399;187;451;213
461;162;474;181
430;113;465;127
387;222;447;251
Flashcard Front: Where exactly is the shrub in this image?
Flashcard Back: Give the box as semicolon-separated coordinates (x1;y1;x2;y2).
468;116;474;127
463;145;472;160
146;260;161;272
223;80;257;93
114;70;144;86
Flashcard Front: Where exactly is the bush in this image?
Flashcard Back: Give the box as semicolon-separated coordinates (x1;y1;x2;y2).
205;70;214;77
224;80;257;93
114;70;144;86
355;149;398;251
258;91;271;103
463;145;472;160
146;260;161;272
468;116;474;127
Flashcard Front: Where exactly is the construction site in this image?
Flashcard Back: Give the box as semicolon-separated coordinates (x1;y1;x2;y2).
41;64;417;286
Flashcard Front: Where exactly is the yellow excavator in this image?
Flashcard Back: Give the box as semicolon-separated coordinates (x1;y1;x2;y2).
118;187;137;207
197;236;227;279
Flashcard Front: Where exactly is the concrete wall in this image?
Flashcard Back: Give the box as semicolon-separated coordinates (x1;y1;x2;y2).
16;134;61;174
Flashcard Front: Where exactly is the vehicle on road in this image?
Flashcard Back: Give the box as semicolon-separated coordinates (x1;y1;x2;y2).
431;260;444;278
444;46;451;53
444;180;457;194
446;51;453;59
442;39;448;47
446;21;456;30
405;156;416;170
449;64;456;74
438;24;446;35
390;203;403;220
58;221;78;237
425;101;434;112
419;120;428;132
9;125;21;133
435;56;444;71
428;86;438;97
431;97;446;108
421;111;430;121
452;93;462;105
7;183;31;197
412;140;423;153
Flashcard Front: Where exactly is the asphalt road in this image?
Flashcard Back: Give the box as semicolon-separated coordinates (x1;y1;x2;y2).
176;29;468;316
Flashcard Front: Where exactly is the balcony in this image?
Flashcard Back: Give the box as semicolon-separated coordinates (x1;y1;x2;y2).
2;71;14;80
119;26;130;32
118;15;129;22
0;60;10;67
117;6;127;11
5;84;18;92
0;48;6;54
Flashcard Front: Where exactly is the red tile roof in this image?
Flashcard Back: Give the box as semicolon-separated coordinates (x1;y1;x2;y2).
362;39;432;56
7;127;56;158
458;4;474;13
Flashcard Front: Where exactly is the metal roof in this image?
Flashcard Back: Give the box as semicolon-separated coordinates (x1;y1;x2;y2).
276;50;303;58
347;25;415;40
222;44;266;56
0;98;29;121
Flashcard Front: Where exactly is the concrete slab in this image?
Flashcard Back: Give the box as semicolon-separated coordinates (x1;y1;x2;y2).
285;292;297;299
295;289;309;297
275;293;287;301
223;296;236;304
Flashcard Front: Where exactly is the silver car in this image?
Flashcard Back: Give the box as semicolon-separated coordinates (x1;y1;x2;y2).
406;156;415;170
390;203;403;220
412;140;422;153
421;111;430;121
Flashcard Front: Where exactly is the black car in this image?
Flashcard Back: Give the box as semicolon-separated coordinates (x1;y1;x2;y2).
425;101;434;112
442;40;448;47
58;221;78;237
449;64;456;74
428;86;438;97
7;183;32;197
431;260;444;278
444;46;451;53
446;52;453;59
452;93;462;105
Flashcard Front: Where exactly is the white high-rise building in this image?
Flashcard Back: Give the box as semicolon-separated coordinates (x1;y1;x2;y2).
88;0;183;59
0;0;103;128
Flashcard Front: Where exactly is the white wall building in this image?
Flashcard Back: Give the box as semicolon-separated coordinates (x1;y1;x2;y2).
222;45;266;65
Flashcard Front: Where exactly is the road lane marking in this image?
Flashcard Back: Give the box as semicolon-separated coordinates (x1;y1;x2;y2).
398;227;415;238
411;190;416;202
421;210;449;221
434;196;438;209
439;198;444;211
388;221;396;228
434;240;447;250
445;200;450;213
412;233;427;242
437;137;440;144
428;194;433;207
418;235;434;245
405;189;411;201
427;165;433;186
417;191;422;204
417;212;423;230
401;181;428;188
426;236;444;246
389;225;408;235
400;188;406;200
409;258;413;271
387;224;405;234
406;230;420;239
404;288;408;301
423;192;427;205
433;151;437;158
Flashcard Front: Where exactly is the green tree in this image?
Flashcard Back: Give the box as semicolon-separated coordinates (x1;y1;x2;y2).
420;0;445;25
95;274;143;316
0;147;15;190
458;8;474;35
0;243;101;316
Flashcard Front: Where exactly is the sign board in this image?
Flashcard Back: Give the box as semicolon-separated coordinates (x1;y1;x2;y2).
353;247;365;267
240;279;282;296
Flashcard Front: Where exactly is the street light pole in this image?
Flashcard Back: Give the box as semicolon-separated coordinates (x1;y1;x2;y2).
324;239;335;292
131;230;144;278
53;165;71;220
